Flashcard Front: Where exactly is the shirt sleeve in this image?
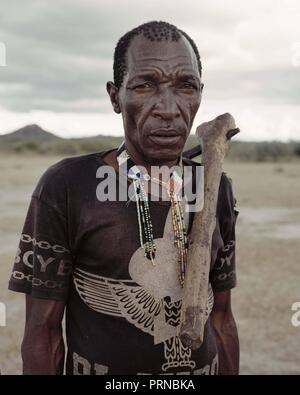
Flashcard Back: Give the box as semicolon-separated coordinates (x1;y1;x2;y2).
8;162;73;301
209;173;238;293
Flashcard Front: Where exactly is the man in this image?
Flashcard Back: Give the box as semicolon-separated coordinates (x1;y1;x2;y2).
8;21;239;375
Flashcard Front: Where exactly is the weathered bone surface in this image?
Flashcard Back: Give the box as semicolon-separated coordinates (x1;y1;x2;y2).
179;113;238;350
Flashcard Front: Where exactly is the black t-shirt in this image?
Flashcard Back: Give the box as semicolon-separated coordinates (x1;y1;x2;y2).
8;149;238;375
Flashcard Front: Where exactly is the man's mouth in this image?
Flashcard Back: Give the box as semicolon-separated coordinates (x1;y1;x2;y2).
148;129;183;146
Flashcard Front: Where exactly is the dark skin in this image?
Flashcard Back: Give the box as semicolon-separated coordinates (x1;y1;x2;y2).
22;296;65;374
107;35;203;172
211;291;239;375
22;33;239;375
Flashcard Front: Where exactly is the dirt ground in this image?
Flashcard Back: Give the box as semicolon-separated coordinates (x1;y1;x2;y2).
0;155;300;374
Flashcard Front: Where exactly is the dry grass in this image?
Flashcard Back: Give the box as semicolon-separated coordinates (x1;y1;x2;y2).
224;161;300;374
0;155;300;374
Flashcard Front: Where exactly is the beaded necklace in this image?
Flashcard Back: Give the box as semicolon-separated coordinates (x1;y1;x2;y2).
117;143;188;287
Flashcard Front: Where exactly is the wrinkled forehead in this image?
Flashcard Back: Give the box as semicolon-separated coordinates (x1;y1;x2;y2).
125;34;199;75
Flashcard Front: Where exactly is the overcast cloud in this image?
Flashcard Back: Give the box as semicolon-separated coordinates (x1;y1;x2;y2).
0;0;299;140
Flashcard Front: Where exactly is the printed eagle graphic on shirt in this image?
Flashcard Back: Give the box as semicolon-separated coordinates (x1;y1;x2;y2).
73;209;214;371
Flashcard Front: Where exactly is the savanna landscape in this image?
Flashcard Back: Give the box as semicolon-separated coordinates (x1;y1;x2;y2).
0;126;300;374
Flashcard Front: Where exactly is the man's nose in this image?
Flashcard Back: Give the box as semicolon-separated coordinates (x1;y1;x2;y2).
152;88;181;121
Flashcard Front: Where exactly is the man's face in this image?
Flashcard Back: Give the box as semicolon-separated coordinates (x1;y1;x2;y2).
109;34;203;164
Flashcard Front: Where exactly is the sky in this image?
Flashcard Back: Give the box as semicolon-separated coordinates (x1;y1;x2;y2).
0;0;299;141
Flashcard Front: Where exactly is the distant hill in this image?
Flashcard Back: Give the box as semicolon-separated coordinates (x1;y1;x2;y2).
0;124;61;142
0;124;300;161
0;124;124;156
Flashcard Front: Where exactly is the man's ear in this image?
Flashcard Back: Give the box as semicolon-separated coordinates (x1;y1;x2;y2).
106;81;121;114
198;82;204;106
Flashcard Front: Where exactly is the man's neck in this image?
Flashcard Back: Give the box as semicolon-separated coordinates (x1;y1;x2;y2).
125;144;179;175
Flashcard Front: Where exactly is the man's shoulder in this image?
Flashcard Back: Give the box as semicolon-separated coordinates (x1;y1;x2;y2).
220;172;234;193
33;149;115;201
218;172;237;216
48;150;109;173
42;149;115;179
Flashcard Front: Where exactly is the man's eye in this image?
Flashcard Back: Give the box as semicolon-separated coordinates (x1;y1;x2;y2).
134;82;153;89
179;82;197;90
